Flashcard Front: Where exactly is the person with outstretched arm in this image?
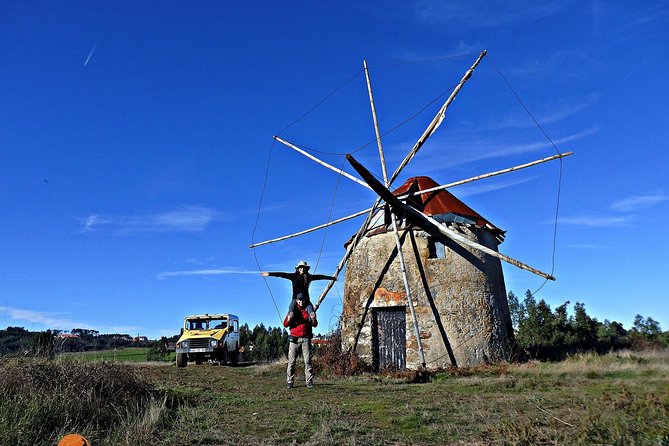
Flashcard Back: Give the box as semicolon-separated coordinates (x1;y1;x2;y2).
261;260;336;322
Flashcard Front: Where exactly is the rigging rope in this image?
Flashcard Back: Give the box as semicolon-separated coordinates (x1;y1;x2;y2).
251;68;369;325
277;70;365;136
485;55;564;296
369;52;479;69
280;82;459;158
252;60;465;259
313;157;346;273
267;81;461;188
251;66;378;325
250;138;283;325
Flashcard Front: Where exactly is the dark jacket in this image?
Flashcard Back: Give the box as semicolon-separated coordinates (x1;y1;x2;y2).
267;271;335;301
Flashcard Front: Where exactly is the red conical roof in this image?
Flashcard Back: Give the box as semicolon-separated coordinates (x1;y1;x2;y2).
391;176;504;236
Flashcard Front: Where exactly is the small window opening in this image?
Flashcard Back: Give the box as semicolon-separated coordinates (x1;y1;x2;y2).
428;239;446;259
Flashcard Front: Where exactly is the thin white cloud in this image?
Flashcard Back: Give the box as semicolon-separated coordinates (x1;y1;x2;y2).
159;328;180;338
400;41;483;63
599;2;669;32
80;206;219;234
157;268;259;280
0;307;145;335
588;3;668;48
482;95;599;130
509;48;600;77
633;3;669;26
256;201;294;215
539;96;599;124
184;257;217;265
405;127;597;172
610;193;668;212
84;39;99;66
566;243;606;249
0;306;89;331
557;215;634;227
455;175;539;198
414;0;561;28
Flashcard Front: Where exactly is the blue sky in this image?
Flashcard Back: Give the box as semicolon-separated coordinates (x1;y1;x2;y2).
1;1;667;339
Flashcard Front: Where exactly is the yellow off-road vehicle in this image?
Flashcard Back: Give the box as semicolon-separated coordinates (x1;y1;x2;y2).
175;313;240;367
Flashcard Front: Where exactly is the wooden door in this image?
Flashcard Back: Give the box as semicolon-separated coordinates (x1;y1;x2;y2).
373;307;406;370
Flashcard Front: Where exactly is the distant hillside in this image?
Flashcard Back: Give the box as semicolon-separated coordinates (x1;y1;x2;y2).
0;326;163;356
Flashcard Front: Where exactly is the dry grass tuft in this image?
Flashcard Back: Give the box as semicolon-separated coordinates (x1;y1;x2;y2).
510;349;669;377
250;357;287;376
313;332;371;377
0;358;153;399
0;358;176;446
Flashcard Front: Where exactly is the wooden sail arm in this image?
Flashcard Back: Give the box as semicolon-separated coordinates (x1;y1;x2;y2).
249;208;370;248
273;136;372;190
387;50;487;186
347;153;418;216
267;52;487;256
250;151;573;249
408;151;572;197
346;153;556;281
364;59;390;185
365;58;427;367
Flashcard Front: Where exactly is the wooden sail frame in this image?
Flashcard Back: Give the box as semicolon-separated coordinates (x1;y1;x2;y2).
364;59;427;367
345;154;556;281
253;50;567;344
249;151;572;249
273;51;491;312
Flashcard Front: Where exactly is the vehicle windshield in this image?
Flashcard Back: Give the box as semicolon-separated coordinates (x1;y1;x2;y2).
187;320;205;330
186;318;227;330
210;318;228;329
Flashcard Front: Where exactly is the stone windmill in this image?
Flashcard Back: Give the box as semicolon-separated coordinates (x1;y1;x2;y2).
341;175;511;369
251;51;572;369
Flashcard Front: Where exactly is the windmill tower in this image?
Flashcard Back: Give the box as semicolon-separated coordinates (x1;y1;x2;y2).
251;51;571;370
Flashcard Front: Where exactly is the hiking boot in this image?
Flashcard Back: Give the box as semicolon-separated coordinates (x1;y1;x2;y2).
287;383;293;389
306;383;314;388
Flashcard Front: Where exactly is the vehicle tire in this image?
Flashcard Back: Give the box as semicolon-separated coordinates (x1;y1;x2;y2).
230;347;239;366
176;352;187;368
220;348;228;366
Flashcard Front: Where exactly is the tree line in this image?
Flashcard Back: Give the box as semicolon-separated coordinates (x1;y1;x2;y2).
144;324;289;362
0;326;148;357
2;293;667;362
238;323;288;362
508;290;668;360
0;323;291;362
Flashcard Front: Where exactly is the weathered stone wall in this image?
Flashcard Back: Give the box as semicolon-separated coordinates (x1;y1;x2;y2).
342;227;513;369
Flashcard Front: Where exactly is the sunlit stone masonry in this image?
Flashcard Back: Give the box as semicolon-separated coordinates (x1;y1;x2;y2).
342;176;514;370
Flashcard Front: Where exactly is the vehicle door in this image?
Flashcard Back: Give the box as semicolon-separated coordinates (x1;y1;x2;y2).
228;319;239;350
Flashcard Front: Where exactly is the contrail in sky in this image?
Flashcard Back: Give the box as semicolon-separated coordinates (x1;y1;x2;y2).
84;39;99;66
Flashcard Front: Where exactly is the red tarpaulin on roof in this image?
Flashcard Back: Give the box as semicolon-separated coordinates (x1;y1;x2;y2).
392;176;503;235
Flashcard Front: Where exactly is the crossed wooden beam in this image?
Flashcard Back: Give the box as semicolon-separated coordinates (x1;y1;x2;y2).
252;51;571;366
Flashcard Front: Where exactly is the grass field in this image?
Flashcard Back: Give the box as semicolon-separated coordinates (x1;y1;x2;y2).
1;350;667;445
59;347;176;362
147;350;669;445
